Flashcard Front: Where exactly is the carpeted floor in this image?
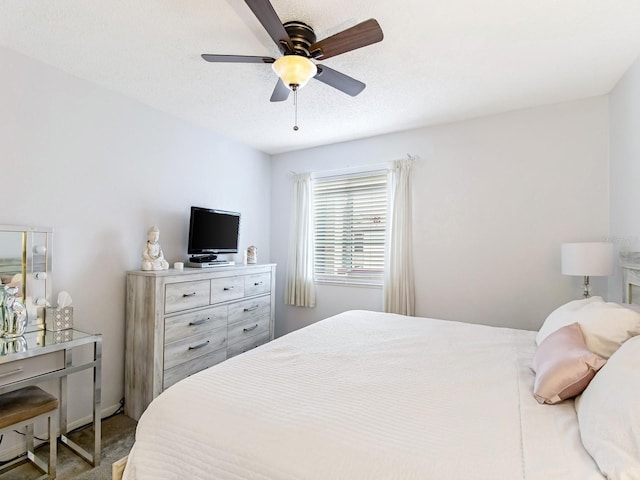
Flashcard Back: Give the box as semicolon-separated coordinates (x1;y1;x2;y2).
0;413;137;480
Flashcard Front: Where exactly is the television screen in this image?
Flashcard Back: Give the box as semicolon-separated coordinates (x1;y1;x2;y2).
188;207;240;255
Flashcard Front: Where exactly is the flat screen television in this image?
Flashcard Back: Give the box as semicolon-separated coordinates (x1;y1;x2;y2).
188;207;240;257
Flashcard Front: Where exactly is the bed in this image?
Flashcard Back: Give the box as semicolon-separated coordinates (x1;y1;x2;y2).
122;296;640;479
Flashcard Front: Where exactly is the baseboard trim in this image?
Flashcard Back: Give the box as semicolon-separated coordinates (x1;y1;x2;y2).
67;402;123;432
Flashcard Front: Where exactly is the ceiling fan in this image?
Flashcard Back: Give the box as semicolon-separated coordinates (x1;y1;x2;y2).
201;0;384;112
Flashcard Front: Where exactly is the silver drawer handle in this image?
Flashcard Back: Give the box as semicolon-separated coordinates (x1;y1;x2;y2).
183;292;197;297
253;281;263;286
244;305;259;312
223;286;234;291
243;324;258;332
0;367;24;379
188;340;210;350
189;317;210;326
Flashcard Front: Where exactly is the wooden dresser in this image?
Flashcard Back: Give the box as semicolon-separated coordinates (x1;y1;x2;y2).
124;263;276;420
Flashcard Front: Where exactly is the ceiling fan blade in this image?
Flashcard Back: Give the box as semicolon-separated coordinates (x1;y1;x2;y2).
310;19;383;60
201;54;275;64
314;65;366;97
244;0;293;54
270;79;290;102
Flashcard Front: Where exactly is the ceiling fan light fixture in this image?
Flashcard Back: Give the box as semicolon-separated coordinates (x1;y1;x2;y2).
272;55;317;90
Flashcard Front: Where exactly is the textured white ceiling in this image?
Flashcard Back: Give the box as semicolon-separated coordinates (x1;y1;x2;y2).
1;1;640;154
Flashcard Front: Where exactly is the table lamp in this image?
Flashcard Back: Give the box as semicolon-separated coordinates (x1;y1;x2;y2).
561;242;614;298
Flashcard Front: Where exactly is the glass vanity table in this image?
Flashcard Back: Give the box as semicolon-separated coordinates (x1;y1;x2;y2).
0;225;102;467
0;329;102;466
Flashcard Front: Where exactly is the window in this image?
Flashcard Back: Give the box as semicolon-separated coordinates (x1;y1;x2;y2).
313;171;388;285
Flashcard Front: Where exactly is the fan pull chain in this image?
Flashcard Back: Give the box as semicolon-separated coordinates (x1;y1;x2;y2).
293;87;299;131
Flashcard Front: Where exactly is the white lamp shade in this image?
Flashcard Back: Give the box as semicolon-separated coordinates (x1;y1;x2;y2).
272;55;317;89
561;242;614;277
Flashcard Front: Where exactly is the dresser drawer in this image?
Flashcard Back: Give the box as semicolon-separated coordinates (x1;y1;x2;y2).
228;296;271;325
0;352;64;384
244;272;271;297
228;314;270;345
164;305;227;344
227;331;270;358
165;280;210;314
164;328;227;370
163;348;226;389
210;276;245;304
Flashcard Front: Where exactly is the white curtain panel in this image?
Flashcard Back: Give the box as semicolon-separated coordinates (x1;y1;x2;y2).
384;158;415;315
285;173;316;308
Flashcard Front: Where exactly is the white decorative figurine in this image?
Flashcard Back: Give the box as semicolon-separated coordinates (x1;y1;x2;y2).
141;226;169;271
247;245;257;264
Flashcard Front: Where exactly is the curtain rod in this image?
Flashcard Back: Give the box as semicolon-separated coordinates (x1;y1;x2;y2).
289;153;416;176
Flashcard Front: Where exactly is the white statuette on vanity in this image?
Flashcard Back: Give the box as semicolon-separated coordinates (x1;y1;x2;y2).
124;263;276;420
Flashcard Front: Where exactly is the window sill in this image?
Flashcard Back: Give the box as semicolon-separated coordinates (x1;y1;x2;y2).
314;279;383;289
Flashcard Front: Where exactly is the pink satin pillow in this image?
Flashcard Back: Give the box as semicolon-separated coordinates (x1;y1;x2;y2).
531;322;606;404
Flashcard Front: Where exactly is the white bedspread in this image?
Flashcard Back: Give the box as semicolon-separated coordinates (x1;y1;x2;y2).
123;310;602;480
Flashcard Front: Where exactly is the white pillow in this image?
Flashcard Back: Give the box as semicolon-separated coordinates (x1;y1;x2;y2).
536;297;640;358
575;335;640;479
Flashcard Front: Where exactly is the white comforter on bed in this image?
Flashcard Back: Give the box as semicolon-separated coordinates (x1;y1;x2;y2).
123;310;602;480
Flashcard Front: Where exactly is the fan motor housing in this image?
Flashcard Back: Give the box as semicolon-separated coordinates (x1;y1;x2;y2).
283;21;316;56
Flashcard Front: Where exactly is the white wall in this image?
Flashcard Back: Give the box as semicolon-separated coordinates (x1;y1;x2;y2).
1;38;620;442
271;97;610;336
608;55;640;301
0;46;271;427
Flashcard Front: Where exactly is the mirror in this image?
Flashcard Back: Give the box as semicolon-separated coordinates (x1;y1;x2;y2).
0;225;52;331
0;230;24;284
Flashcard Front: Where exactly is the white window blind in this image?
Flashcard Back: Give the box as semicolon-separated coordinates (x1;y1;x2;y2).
313;171;387;285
